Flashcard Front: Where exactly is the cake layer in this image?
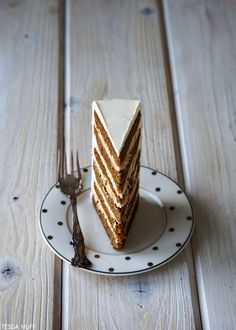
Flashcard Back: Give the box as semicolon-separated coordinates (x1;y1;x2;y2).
93;146;140;197
93;170;139;215
92;185;138;237
94;122;141;173
92;152;140;201
94;125;141;183
93;160;140;208
92;191;139;249
93;110;141;163
93;178;139;223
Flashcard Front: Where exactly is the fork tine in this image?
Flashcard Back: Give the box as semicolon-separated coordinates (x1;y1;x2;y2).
57;149;61;181
64;150;68;176
76;150;82;180
71;150;74;175
57;149;64;180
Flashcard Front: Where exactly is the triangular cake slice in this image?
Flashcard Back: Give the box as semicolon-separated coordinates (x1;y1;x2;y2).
91;99;142;249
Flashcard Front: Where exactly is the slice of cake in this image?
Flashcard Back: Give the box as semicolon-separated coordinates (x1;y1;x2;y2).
91;99;142;249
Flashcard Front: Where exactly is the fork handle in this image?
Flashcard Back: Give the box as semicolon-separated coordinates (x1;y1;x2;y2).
70;196;91;268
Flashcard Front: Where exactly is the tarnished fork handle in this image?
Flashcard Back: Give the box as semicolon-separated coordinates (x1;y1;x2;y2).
70;195;91;267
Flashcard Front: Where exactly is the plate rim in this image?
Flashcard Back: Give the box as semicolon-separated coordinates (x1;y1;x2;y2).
39;165;195;276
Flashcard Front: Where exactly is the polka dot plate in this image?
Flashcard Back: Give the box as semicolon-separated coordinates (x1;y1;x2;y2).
39;166;194;276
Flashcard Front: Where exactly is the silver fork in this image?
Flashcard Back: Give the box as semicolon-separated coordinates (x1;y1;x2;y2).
58;150;91;268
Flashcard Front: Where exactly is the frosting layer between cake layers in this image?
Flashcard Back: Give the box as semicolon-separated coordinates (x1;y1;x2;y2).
91;99;142;249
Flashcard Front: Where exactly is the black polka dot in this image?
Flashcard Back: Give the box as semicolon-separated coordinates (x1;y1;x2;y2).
69;241;73;245
147;262;153;267
177;190;182;194
57;221;63;226
186;216;192;220
155;187;161;192
152;171;157;175
125;256;131;260
94;254;100;258
176;243;182;247
56;184;60;189
42;209;48;213
47;235;53;240
13;196;19;200
152;246;158;251
61;200;66;205
169;206;175;211
83;168;88;172
108;267;114;272
169;228;175;232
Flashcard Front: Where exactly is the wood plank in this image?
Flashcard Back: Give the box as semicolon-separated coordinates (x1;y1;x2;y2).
163;0;236;329
0;0;61;328
64;0;201;329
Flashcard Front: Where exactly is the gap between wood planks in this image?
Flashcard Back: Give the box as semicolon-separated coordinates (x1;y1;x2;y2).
158;1;203;329
54;0;66;329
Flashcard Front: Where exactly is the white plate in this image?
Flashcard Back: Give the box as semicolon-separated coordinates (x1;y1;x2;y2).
39;166;194;276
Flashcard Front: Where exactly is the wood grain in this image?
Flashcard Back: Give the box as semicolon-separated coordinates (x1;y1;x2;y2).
0;0;60;328
164;0;236;329
64;0;201;329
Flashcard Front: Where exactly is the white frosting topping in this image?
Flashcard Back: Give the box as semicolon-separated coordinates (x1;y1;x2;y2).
92;99;141;155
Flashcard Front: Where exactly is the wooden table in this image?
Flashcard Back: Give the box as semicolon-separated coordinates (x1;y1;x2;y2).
1;0;235;329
